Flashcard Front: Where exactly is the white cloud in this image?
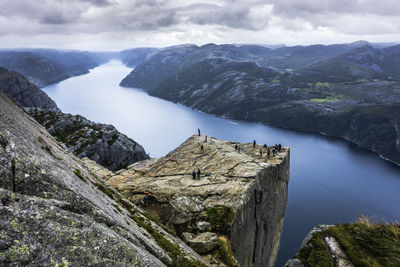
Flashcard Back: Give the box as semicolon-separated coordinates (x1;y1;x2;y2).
0;0;399;50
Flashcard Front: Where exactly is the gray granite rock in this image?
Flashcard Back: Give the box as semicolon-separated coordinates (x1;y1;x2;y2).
188;232;218;254
27;108;149;171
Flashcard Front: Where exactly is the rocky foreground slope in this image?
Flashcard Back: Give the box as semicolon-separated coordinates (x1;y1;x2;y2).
88;135;290;267
0;92;208;266
27;108;149;171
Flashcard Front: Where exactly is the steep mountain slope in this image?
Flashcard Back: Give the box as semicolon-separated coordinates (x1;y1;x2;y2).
0;91;206;266
120;43;267;90
0;49;103;87
119;48;159;67
289;45;400;83
0;67;59;110
120;43;400;165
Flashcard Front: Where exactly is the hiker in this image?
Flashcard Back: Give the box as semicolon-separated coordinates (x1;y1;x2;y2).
144;191;150;205
201;144;204;152
253;140;256;147
272;148;277;157
197;168;201;180
278;144;282;151
235;143;238;150
263;144;267;148
259;148;263;157
205;135;208;142
192;170;196;179
198;128;201;136
267;148;270;158
238;144;241;153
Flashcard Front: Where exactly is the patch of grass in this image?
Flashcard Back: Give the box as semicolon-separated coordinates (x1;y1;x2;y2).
315;82;330;88
310;96;341;103
142;211;177;236
325;220;400;266
217;236;238;267
112;203;122;213
74;169;87;183
205;206;235;234
94;183;115;199
295;219;400;267
131;215;204;267
295;230;333;267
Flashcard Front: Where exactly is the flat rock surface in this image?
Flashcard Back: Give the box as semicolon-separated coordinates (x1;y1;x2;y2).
106;135;289;207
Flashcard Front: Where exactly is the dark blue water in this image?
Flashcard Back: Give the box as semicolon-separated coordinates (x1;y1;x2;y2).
44;61;400;266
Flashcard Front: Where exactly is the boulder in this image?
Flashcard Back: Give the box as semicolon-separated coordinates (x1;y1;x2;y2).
188;232;218;254
161;196;205;225
285;259;304;267
197;221;211;232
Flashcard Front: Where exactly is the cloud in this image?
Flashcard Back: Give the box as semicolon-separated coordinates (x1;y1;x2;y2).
0;0;399;49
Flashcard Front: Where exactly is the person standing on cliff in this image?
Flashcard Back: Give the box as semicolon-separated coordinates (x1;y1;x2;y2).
197;168;201;180
238;144;241;153
192;170;196;179
201;144;204;152
260;148;263;157
144;191;150;205
205;135;207;142
267;148;270;158
198;128;201;136
253;140;256;148
235;143;238;150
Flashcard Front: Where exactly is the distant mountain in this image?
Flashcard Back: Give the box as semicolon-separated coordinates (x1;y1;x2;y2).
0;66;59;110
280;45;400;85
120;42;400;165
0;49;106;87
119;48;158;67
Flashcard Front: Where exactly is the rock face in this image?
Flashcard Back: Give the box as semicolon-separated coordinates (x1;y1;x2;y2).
0;67;59;111
100;135;290;267
0;92;207;266
27;108;149;171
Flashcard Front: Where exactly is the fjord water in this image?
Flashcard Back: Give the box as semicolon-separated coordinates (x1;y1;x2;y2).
44;61;400;266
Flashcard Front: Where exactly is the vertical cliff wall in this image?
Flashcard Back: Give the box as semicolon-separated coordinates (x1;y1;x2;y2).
231;152;290;267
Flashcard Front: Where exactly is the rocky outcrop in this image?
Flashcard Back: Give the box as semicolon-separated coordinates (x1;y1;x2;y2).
0;67;59;110
27;108;149;171
286;222;400;266
94;135;290;266
0;91;207;266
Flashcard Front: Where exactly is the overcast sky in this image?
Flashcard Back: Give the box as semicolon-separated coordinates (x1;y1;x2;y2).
1;0;399;50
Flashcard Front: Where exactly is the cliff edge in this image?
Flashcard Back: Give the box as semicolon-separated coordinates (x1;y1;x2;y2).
94;135;290;267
